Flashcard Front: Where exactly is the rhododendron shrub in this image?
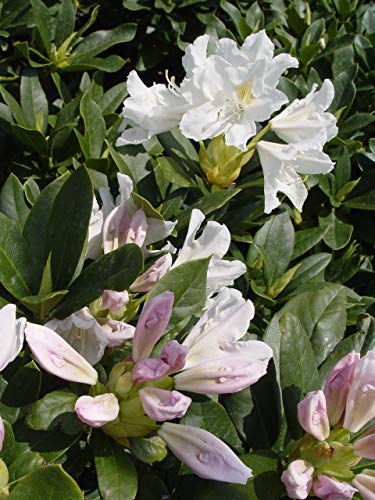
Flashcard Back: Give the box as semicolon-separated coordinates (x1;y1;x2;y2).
0;0;373;498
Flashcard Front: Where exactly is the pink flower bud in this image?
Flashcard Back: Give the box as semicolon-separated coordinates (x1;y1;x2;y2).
139;388;191;421
354;425;375;459
158;422;253;484
124;209;148;246
75;394;119;427
25;323;98;385
131;254;172;293
297;390;330;441
281;460;314;499
313;474;357;500
99;319;135;348
102;290;129;312
352;469;375;500
174;355;269;394
344;349;375;432
132;357;171;385
160;340;188;372
324;351;360;425
132;292;174;362
0;416;4;453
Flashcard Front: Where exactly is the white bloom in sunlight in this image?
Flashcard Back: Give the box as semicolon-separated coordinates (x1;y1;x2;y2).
46;308;108;365
256;141;334;213
179;31;298;151
87;173;176;259
116;71;189;145
0;304;26;371
271;79;338;148
173;209;246;296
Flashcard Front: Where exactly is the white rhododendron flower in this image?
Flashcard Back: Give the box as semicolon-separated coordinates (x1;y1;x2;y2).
0;304;26;372
271;79;338;148
87;173;176;259
173;209;246;296
256;141;334;213
180;31;298;150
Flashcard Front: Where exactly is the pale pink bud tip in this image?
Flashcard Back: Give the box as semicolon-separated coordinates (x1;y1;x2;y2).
100;319;135;348
324;351;360;426
131;254;172;293
297;390;330;441
158;422;253;484
139;388;191;421
0;416;4;453
352;469;375;500
25;323;98;386
132;291;174;362
102;290;129;312
125;209;148;247
353;425;375;459
281;460;314;499
343;349;375;432
313;474;357;500
75;394;119;428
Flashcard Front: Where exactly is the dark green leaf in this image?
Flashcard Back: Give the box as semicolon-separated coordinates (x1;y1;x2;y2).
26;391;78;431
0;174;29;230
29;0;51;53
2;361;41;407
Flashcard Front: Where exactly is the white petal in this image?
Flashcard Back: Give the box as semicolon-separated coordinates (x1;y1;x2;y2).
0;304;25;371
86;197;104;260
206;257;247;296
241;30;274;62
182;35;209;76
292;148;335;175
116;125;153;145
224;111;257;151
116;173;133;205
264;53;299;88
144;218;177;246
215;38;246;65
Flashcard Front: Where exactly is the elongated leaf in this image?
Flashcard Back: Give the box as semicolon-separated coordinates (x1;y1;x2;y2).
148;258;210;331
93;432;138;500
55;0;75;47
20;74;48;134
292;227;323;260
2;361;41;407
8;464;83;499
80;93;106;158
8;451;44;482
319;211;353;250
46;167;93;290
157;156;195;188
30;0;51;53
283;253;332;294
54;244;143;319
0;174;29;230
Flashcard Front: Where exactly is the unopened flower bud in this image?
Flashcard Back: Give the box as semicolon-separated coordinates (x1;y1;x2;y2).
281;460;314;499
102;290;129;312
75;394;119;427
297;390;330;441
313;474;357;500
131;254;172;293
352;469;375;500
139;388;191;421
99;319;135;348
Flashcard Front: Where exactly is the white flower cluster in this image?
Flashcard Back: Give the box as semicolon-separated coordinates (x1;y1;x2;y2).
117;30;338;214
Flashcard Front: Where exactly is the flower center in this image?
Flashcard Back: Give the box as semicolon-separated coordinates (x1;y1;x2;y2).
236;81;255;105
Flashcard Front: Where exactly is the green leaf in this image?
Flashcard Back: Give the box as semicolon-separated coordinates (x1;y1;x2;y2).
345;190;375;210
0;86;28;127
30;0;51;53
175;189;240;231
0;174;29;230
26;391;78;431
262;212;295;289
11;124;48;156
220;0;250;39
292;227;324;259
283;253;332;294
129;436;167;464
301;19;325;47
0;212;41;298
2;361;41;407
80;93;106;158
340;113;375;138
319;211;353;250
148;258;210;332
8;464;83;499
8;451;44;482
99;82;128;114
55;0;75;47
46;167;93;290
93;432;138;500
73;23;136;61
180;399;243;453
54;244;143;319
23;175;68;266
157;156;195;188
20;74;48;134
24;179;40;206
280;313;320;438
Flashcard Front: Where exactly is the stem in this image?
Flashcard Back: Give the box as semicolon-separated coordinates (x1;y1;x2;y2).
246;122;272;151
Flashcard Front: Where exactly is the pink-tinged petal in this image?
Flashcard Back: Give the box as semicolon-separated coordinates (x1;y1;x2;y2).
352;469;375;500
139;388;191;421
324;351;360;425
0;416;4;452
297;390;330;441
313;474;357;500
174;355;269;394
130;254;172;293
132;292;174;362
281;460;314;499
102;204;131;254
99;319;135;348
132;357;170;385
354;425;375;459
0;304;26;372
160;341;188;373
102;290;129;312
158;422;253;484
344;349;375;432
75;394;119;428
124;209;148;246
25;323;98;385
